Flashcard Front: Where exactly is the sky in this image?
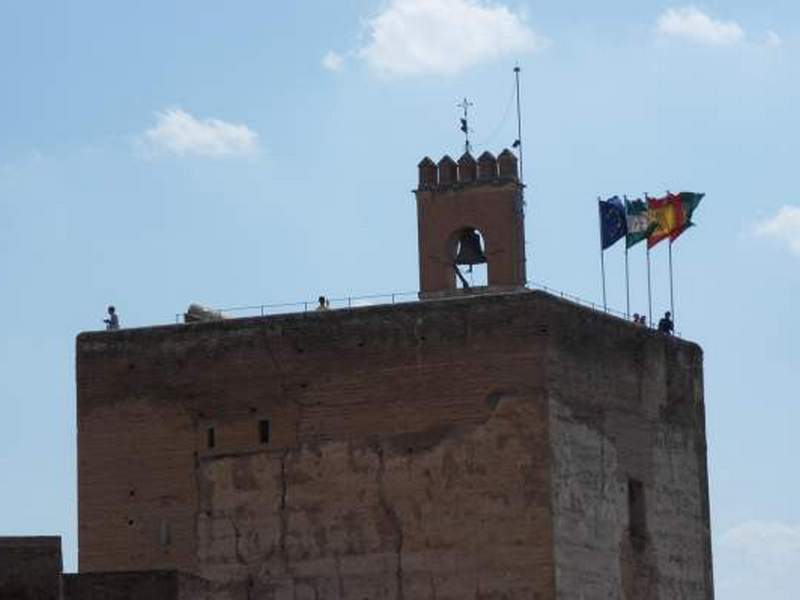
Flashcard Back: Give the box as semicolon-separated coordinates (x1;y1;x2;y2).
0;1;798;595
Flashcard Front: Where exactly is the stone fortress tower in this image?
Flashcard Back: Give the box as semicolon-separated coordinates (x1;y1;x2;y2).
2;149;714;599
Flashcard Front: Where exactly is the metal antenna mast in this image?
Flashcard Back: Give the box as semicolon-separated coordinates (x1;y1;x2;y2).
458;97;473;154
513;65;524;183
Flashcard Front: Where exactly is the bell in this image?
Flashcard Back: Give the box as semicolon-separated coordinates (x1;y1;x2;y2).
455;229;486;266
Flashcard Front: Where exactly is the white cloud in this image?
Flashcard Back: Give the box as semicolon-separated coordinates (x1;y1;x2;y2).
755;206;800;256
717;521;800;599
139;108;259;158
722;521;800;559
358;0;547;77
765;30;783;48
322;50;345;72
656;7;745;46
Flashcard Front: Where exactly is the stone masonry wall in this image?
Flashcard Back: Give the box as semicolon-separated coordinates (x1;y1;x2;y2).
77;291;555;599
0;537;63;600
545;300;714;598
62;570;212;600
76;290;712;599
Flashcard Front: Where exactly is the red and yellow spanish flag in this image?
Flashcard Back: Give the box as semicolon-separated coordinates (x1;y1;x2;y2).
647;193;685;248
647;192;705;248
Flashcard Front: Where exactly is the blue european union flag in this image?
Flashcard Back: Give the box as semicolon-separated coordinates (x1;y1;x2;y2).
599;196;627;250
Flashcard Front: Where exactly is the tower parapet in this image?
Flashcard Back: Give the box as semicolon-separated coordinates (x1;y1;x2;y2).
414;148;526;297
477;151;498;181
437;155;458;185
457;152;477;183
497;148;518;179
417;148;518;190
417;157;437;189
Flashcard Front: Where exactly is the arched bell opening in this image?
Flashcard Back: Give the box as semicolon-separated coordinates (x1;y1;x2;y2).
448;227;488;289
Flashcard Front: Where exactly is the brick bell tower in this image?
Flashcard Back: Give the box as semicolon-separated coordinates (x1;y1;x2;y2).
415;149;527;297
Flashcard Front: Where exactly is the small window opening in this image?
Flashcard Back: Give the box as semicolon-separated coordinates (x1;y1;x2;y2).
159;519;171;547
259;419;271;444
207;427;215;449
628;478;647;539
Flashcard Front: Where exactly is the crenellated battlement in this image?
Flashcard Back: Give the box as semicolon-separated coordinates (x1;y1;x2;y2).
417;148;518;189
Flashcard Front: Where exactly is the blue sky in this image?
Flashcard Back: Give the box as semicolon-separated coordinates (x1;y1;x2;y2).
1;1;798;595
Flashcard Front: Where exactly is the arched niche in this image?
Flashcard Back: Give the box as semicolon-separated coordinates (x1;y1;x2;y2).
447;226;489;289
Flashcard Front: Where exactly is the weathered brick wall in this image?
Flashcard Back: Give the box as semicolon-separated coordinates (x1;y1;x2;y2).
63;570;178;599
77;292;554;599
0;537;62;600
196;391;550;599
62;570;212;600
76;290;712;599
544;300;714;598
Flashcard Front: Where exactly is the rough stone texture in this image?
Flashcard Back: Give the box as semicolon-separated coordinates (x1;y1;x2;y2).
545;300;713;599
196;393;550;599
63;570;211;600
0;537;63;600
76;290;713;599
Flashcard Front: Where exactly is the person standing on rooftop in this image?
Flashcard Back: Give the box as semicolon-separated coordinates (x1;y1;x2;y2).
658;311;674;335
104;305;120;330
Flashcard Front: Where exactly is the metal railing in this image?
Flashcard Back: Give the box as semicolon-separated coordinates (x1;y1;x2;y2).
529;282;681;335
175;291;419;323
173;281;678;335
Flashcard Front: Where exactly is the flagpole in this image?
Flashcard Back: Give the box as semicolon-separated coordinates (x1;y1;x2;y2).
669;239;675;323
598;197;607;311
601;249;607;312
622;196;630;318
644;193;653;326
513;65;524;183
625;245;630;318
646;247;652;326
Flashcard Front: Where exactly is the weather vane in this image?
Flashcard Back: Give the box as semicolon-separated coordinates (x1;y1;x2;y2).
457;97;473;155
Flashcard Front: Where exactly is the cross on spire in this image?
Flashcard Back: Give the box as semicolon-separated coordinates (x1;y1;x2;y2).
457;97;473;155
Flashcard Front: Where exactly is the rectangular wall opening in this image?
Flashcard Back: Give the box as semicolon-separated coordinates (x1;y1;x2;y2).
207;427;215;449
628;478;647;540
159;520;171;547
259;419;271;444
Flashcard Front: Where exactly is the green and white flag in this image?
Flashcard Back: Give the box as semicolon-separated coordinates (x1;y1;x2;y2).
625;198;655;248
